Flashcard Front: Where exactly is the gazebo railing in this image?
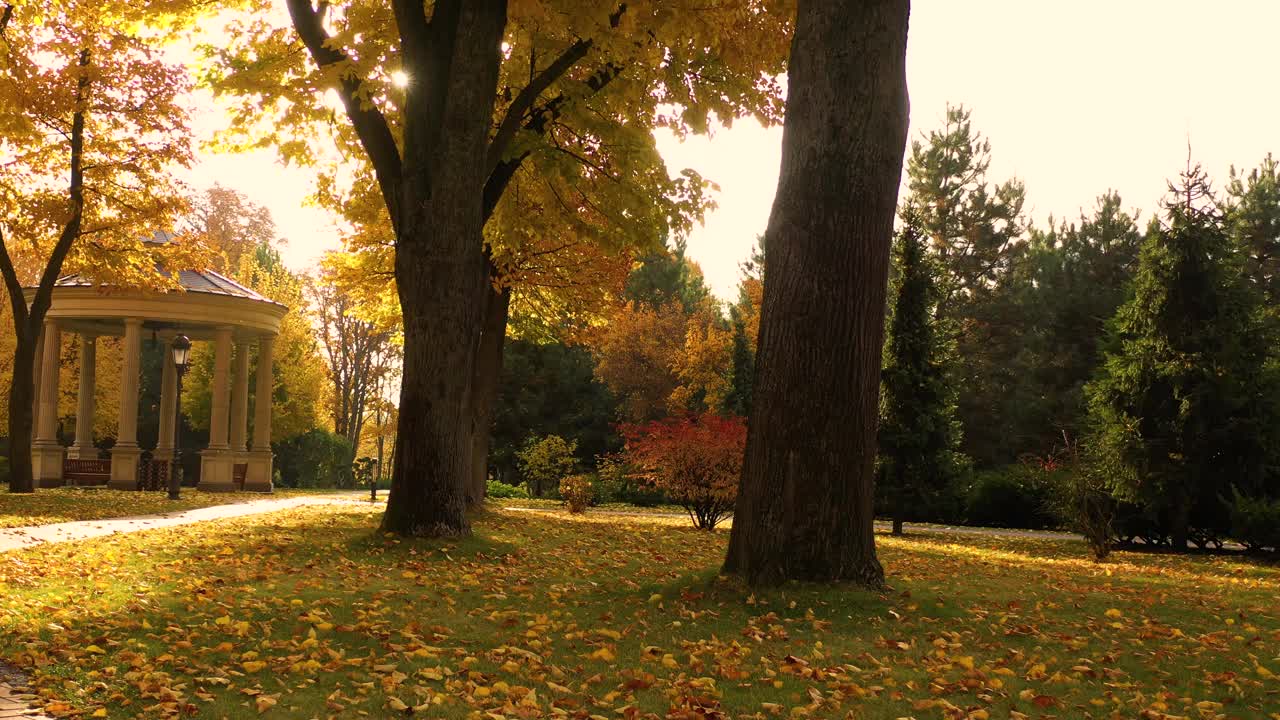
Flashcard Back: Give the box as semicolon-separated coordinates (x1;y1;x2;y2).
138;458;169;492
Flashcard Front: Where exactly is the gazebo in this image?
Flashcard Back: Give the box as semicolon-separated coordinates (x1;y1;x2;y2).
23;259;287;492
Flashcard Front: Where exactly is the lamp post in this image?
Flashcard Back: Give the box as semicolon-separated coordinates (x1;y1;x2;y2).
168;334;192;500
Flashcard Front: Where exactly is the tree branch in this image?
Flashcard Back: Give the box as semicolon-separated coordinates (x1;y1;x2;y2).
285;0;403;233
486;37;592;174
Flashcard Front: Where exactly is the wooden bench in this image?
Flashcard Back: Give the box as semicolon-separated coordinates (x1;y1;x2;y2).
63;459;110;486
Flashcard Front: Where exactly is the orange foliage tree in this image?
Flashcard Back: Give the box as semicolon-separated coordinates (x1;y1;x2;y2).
621;413;746;530
0;1;200;491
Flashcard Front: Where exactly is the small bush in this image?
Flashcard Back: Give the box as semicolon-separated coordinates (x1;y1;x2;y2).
486;479;529;499
559;474;594;513
517;435;578;497
273;430;355;488
622;414;745;530
1228;490;1280;553
965;466;1055;529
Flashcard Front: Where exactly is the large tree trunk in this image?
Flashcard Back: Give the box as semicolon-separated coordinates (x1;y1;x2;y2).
722;0;910;587
5;330;38;493
379;0;509;537
467;284;512;508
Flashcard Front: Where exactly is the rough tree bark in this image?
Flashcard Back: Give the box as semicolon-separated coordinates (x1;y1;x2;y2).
287;0;508;535
467;283;511;507
722;0;911;587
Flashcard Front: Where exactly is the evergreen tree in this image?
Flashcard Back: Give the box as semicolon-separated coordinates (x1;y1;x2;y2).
724;307;754;415
1087;164;1279;549
624;237;712;314
1008;192;1141;454
1224;154;1280;309
901;104;1028;466
878;216;964;535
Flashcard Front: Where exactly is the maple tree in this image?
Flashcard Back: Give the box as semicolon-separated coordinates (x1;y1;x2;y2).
0;0;200;492
622;413;745;530
201;0;790;536
724;0;911;587
591;300;689;423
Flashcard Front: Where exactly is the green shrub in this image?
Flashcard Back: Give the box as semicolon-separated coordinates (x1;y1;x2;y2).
273;430;355;488
486;479;529;499
1228;490;1280;552
559;474;594;513
965;466;1055;529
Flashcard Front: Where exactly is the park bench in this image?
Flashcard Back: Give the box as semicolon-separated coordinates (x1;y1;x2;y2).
63;458;110;486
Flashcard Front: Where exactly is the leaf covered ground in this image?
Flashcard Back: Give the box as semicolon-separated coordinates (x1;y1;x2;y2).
0;488;347;528
1;504;1278;719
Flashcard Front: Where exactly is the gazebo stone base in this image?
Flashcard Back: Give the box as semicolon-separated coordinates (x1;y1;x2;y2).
243;450;274;493
32;442;65;488
108;445;142;490
66;444;96;461
199;450;238;492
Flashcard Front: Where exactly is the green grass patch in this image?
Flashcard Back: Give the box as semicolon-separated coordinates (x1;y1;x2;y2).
0;503;1277;718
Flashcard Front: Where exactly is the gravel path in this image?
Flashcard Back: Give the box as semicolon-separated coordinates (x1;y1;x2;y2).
0;494;363;553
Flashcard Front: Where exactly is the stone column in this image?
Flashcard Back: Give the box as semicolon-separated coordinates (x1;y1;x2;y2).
30;329;44;427
154;344;177;462
200;327;236;490
229;342;251;454
69;335;96;460
108;318;144;489
31;319;65;487
243;334;275;492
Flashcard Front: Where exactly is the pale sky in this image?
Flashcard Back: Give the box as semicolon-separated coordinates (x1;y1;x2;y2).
184;1;1280;301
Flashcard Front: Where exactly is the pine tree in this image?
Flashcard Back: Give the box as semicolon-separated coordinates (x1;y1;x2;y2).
900;104;1028;467
1224;154;1280;309
1087;163;1278;549
878;216;964;535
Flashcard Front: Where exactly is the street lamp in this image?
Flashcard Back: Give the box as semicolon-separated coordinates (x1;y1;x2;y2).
168;334;192;500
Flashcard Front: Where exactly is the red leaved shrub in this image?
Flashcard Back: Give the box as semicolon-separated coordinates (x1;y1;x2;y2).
621;413;746;530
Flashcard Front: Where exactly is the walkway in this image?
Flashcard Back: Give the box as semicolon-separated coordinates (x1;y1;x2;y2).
0;664;47;720
0;494;362;553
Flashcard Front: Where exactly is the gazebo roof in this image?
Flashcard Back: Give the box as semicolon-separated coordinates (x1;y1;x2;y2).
54;268;272;304
22;231;287;340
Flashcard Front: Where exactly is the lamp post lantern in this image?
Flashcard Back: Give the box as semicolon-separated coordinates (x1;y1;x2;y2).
168;334;192;500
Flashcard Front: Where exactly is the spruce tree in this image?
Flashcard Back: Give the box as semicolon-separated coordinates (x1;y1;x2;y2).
1224;154;1280;309
879;215;964;535
1087;163;1278;549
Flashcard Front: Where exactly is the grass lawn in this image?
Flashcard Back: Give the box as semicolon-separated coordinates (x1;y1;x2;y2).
1;505;1278;719
0;487;352;529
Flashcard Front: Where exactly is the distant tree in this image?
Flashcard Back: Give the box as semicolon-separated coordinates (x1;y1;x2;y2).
878;216;964;535
180;185;278;274
516;434;578;498
999;192;1142;459
724;240;764;416
903;104;1026;306
622;413;745;530
724;0;910;586
625;237;712;314
591;301;689;423
490;339;620;484
1088;163;1279;549
308;257;398;461
900;104;1028;468
1224;154;1280;309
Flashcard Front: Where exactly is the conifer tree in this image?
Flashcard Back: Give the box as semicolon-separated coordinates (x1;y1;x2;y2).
1224;154;1280;310
1087;163;1279;549
879;215;964;535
